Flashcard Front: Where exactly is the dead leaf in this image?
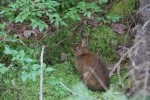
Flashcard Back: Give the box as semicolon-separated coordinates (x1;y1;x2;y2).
82;18;99;26
111;23;127;34
23;30;37;38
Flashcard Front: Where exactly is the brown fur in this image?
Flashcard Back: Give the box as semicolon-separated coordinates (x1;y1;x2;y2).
72;44;109;91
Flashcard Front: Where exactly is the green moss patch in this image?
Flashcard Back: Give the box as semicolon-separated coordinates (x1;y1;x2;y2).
109;0;137;16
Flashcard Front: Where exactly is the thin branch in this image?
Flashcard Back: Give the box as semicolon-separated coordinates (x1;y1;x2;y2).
59;82;78;96
136;4;150;15
109;38;143;77
40;46;45;100
142;19;150;30
89;68;108;91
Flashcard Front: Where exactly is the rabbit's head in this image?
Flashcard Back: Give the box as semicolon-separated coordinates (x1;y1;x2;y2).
72;38;89;57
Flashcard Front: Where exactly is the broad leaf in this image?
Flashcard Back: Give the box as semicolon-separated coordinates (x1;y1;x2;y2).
45;67;54;72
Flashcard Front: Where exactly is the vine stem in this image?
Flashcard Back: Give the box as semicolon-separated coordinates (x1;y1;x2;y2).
40;46;45;100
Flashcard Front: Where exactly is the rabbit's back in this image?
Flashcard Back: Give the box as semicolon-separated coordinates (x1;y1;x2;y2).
76;53;109;91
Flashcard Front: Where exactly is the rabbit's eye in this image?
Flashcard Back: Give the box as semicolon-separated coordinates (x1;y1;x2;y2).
74;48;77;51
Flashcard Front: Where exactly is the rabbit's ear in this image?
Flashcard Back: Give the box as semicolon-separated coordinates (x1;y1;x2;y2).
81;37;88;47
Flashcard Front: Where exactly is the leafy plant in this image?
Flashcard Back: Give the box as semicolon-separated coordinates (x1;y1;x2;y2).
0;0;121;33
0;0;65;31
106;15;122;23
0;32;53;82
0;0;134;99
64;1;102;20
0;63;9;74
3;45;39;81
58;0;76;10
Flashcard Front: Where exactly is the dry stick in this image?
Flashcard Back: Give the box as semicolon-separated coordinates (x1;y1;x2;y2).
121;51;133;82
59;82;78;96
142;19;150;30
18;39;33;52
40;46;45;100
136;4;150;15
109;38;143;77
113;12;135;83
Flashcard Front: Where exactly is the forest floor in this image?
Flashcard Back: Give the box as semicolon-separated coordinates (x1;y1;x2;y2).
1;0;137;100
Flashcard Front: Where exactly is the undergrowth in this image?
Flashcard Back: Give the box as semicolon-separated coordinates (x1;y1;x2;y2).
0;24;130;100
1;61;129;100
0;0;138;100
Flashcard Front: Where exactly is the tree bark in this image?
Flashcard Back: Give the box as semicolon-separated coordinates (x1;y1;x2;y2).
128;0;150;99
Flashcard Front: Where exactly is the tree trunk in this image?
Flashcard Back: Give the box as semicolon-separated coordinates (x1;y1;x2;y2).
128;0;150;99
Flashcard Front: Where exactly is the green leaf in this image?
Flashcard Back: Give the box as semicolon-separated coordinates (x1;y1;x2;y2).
0;31;7;36
84;11;92;18
22;65;28;69
3;45;12;54
39;22;48;32
15;10;30;23
88;2;101;12
106;15;121;23
25;58;34;63
36;11;43;17
48;77;59;85
77;1;86;9
31;71;37;81
30;19;48;31
0;8;11;14
45;67;54;72
12;50;18;55
32;64;40;71
0;64;9;74
60;21;67;26
35;0;40;2
18;50;25;58
54;21;59;27
21;72;29;82
64;7;81;20
0;23;7;29
30;19;38;29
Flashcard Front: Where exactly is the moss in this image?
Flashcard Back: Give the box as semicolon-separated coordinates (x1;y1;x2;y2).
87;25;118;61
1;0;137;99
43;29;73;65
1;61;128;100
109;0;137;16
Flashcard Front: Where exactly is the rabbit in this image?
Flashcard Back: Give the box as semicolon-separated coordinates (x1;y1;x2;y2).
72;37;109;91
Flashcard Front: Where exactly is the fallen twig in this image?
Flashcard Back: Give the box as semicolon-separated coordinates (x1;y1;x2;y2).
59;82;78;96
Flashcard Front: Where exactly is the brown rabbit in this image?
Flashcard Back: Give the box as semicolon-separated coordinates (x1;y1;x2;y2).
72;37;109;91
